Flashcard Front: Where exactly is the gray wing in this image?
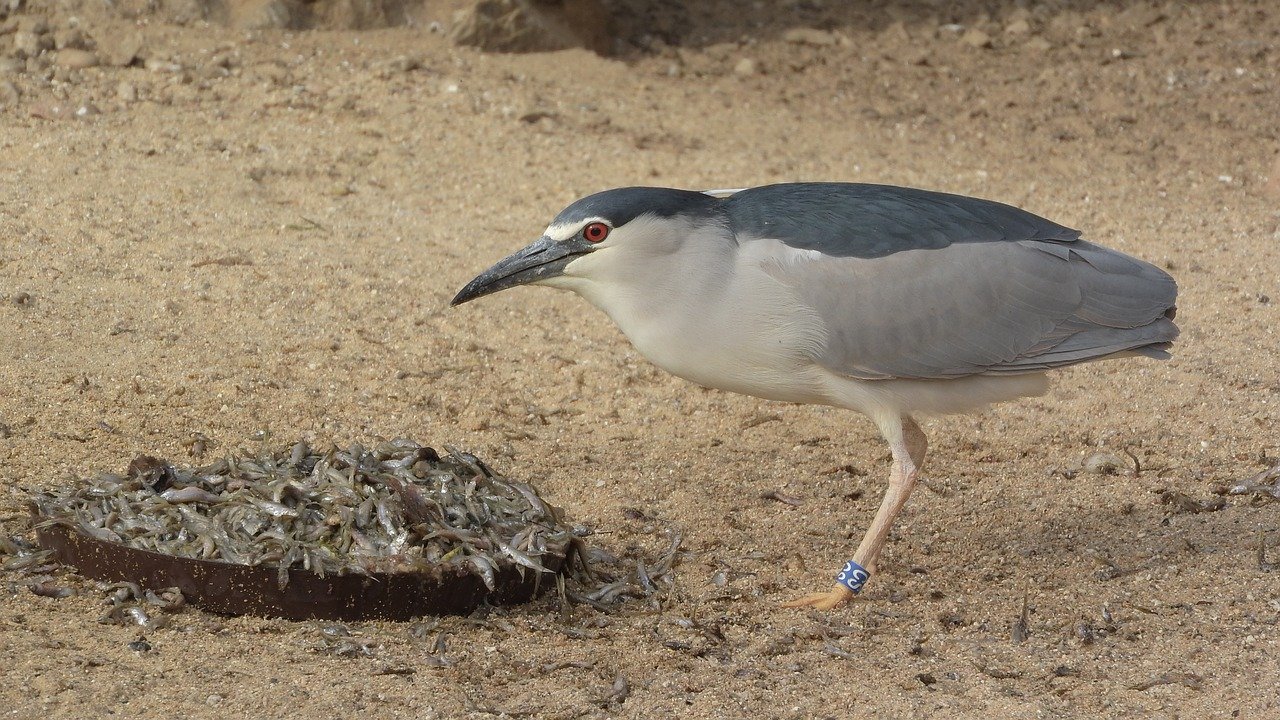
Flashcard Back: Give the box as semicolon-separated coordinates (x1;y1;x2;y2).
766;239;1179;380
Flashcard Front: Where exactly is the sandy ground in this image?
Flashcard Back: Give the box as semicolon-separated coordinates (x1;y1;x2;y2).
2;1;1280;718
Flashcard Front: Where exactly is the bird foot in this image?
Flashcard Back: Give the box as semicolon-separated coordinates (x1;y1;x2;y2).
781;583;855;610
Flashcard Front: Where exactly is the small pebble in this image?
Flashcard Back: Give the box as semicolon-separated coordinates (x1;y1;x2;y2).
1083;452;1125;475
232;0;296;30
55;49;99;70
144;57;182;73
17;16;49;34
960;29;993;48
782;28;841;46
1005;19;1032;35
97;33;144;67
53;27;85;50
12;31;49;57
733;58;757;77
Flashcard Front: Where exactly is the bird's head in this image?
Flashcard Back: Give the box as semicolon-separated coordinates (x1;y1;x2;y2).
450;187;725;307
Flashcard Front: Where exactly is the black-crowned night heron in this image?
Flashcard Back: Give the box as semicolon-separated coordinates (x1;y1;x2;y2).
451;183;1179;610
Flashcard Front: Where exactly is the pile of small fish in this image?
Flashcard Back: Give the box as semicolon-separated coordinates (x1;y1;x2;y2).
33;439;575;591
566;529;682;610
99;581;185;630
1;532;58;596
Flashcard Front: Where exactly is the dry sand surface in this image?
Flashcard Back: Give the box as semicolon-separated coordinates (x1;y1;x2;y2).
3;1;1280;717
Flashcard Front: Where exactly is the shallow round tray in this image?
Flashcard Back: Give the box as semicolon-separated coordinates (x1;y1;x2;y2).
32;508;566;621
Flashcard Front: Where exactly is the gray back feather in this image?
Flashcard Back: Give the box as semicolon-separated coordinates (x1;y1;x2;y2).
725;183;1081;258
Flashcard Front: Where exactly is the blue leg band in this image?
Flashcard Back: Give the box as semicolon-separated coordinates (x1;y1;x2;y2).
835;560;870;593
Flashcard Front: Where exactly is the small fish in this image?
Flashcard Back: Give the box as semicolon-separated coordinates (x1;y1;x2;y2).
586;579;634;603
126;606;150;625
104;581;143;603
421;631;455;667
636;560;657;595
498;541;551;574
465;554;497;591
145;587;186;611
250;499;297;519
161;486;224;504
29;580;74;599
288;441;310;468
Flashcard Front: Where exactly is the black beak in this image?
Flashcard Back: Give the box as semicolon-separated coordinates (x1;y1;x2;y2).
451;235;592;307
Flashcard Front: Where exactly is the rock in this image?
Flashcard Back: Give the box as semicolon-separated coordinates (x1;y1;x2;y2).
17;16;48;35
53;27;85;50
0;80;18;106
960;29;992;48
1004;19;1031;36
1082;453;1125;475
29;101;72;120
231;0;299;30
898;47;931;66
117;81;138;102
449;0;610;55
165;0;208;25
12;30;50;57
782;27;841;46
96;32;144;67
880;20;911;43
1025;37;1052;53
144;57;183;73
0;56;23;74
381;54;422;73
197;63;230;80
55;49;99;70
732;57;756;77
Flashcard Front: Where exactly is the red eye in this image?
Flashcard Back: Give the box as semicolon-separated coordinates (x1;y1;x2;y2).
582;222;610;243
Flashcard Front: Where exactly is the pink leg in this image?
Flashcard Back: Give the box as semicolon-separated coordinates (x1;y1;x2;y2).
783;415;928;610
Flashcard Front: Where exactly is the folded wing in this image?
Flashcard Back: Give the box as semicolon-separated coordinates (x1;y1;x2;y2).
765;238;1178;380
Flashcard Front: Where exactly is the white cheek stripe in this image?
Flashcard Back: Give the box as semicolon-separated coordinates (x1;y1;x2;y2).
545;217;610;242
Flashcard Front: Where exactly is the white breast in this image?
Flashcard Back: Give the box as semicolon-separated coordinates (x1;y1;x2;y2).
568;232;832;404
